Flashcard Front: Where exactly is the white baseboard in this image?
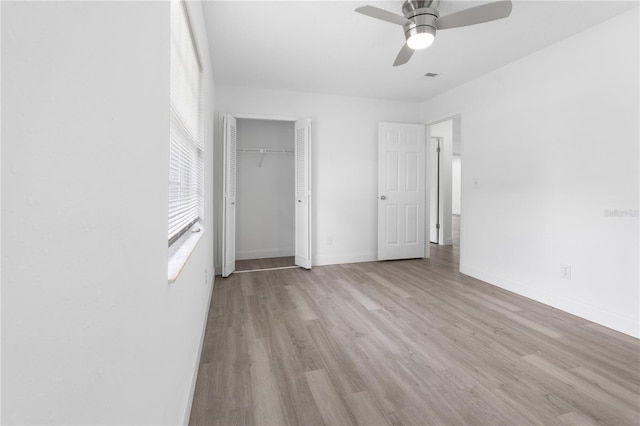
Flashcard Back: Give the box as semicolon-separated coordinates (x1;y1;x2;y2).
182;272;215;425
236;247;294;260
313;251;377;266
461;263;639;339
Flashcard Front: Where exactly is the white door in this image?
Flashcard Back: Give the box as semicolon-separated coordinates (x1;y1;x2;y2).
378;122;426;260
294;118;312;269
222;114;237;277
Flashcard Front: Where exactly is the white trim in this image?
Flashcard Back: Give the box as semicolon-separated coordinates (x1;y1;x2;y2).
461;263;640;339
233;113;299;122
235;266;300;274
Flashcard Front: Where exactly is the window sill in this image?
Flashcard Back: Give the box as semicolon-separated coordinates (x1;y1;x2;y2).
168;222;204;284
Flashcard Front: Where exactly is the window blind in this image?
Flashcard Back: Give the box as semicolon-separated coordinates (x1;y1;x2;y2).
169;1;203;244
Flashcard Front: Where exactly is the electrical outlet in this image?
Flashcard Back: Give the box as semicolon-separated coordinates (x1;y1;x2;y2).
205;269;208;285
327;235;333;245
560;264;571;280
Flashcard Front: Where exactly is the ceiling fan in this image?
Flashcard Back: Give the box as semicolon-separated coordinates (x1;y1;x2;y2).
355;0;513;66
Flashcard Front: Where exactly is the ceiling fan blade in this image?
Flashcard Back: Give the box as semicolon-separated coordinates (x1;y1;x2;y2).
355;5;411;26
435;0;512;30
393;43;414;67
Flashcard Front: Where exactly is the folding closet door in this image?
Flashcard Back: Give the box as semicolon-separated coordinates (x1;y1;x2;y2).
222;114;237;277
294;118;312;269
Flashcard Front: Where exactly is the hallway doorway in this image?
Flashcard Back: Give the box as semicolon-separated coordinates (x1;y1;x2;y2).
427;115;462;267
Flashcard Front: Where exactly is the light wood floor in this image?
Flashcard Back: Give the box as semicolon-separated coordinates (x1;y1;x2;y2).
191;242;639;425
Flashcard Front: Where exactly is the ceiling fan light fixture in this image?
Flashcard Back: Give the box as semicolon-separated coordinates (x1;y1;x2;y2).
405;24;436;50
407;32;435;50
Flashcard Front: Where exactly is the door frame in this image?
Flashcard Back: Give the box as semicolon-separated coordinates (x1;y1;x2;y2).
219;112;312;275
233;113;300;122
425;114;463;264
429;136;442;244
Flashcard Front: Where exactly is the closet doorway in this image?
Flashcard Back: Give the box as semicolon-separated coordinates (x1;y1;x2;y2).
222;114;312;277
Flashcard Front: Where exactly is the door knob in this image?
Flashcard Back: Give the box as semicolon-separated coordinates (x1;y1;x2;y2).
380;195;387;200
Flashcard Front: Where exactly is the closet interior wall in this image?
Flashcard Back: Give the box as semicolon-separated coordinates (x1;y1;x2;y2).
236;119;295;260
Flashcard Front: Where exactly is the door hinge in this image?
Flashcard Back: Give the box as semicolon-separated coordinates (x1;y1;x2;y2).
436;224;440;229
436;147;441;153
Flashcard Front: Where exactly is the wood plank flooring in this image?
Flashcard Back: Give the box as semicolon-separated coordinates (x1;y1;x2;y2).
190;241;639;425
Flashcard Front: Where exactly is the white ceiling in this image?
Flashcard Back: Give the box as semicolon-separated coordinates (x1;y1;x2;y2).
202;0;638;102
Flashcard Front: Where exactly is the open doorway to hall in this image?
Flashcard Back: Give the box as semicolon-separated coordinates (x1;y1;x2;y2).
428;116;461;262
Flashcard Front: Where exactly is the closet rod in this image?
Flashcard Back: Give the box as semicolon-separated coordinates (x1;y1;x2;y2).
236;148;293;154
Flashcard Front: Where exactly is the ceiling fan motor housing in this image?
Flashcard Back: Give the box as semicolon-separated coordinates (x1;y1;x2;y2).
402;0;440;15
402;5;439;43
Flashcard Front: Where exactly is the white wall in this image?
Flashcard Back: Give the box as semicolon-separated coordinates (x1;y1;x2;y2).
236;119;295;259
1;1;215;423
420;8;639;337
215;87;421;269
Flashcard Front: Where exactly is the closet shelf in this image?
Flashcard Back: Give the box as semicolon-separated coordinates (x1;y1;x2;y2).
237;148;293;154
237;147;293;168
